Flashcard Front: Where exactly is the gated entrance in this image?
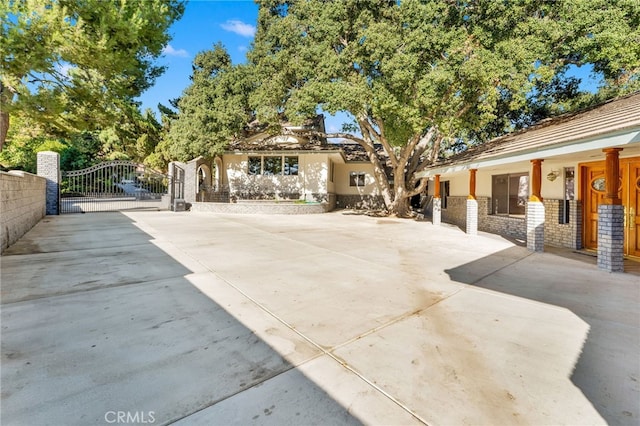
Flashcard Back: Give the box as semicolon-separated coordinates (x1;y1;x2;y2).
61;161;171;213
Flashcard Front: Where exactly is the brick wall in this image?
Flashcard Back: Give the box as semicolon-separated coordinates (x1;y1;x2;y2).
543;199;582;249
191;201;332;214
1;171;46;252
335;194;385;210
443;196;527;240
441;196;467;228
442;196;582;247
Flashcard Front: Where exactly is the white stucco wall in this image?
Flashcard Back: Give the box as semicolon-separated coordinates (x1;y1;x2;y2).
334;163;381;195
222;153;330;198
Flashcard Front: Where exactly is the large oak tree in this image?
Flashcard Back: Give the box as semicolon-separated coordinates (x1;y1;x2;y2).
248;0;639;216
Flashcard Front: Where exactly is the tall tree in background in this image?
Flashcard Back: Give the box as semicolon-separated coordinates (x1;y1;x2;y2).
248;0;639;216
166;43;255;161
0;0;185;150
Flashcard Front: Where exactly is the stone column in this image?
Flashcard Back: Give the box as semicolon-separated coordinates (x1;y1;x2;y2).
184;159;198;204
37;151;60;215
526;159;544;252
432;174;441;225
598;148;624;272
466;169;478;235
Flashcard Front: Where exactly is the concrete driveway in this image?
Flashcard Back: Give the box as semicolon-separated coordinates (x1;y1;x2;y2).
1;211;638;425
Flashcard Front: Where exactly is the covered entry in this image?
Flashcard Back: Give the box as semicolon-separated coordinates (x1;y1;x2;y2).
582;157;640;258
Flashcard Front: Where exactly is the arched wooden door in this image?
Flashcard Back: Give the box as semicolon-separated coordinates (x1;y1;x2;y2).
581;157;640;258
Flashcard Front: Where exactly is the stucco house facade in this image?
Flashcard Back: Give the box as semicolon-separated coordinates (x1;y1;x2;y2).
180;116;387;212
417;92;640;272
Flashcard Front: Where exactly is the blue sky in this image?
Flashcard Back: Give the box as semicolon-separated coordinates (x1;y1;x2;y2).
137;0;352;134
138;1;599;134
137;1;258;112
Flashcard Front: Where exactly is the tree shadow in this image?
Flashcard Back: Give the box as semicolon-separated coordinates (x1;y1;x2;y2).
0;212;364;425
445;245;640;426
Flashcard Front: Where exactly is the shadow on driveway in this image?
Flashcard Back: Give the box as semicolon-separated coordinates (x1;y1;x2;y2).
445;246;640;426
1;213;362;425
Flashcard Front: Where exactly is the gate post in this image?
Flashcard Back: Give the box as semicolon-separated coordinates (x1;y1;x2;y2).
37;151;60;215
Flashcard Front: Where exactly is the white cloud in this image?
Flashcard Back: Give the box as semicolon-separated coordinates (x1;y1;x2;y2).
220;20;256;37
162;44;189;58
238;45;248;52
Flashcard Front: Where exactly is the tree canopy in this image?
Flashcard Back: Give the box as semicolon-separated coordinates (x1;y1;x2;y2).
0;0;185;150
166;43;255;161
244;0;639;216
157;1;639;216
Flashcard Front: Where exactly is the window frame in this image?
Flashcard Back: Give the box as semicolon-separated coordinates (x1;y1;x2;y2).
283;156;299;176
349;171;366;187
248;156;262;175
247;155;299;176
440;180;450;209
491;172;529;217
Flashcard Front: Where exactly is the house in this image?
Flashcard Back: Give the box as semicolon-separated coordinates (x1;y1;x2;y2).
416;92;640;272
177;115;387;213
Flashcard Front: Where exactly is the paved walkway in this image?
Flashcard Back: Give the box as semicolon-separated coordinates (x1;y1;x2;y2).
1;211;638;425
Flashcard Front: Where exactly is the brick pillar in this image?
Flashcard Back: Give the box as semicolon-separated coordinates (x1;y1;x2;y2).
526;201;545;252
597;204;624;272
432;197;441;226
466;199;478;235
37;151;60;215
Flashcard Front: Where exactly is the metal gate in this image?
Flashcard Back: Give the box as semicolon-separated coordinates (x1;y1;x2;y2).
61;161;170;214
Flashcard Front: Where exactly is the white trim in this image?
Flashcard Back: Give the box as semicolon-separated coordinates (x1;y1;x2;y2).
417;129;640;178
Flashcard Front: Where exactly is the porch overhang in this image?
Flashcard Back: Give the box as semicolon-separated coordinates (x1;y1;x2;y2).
417;128;640;178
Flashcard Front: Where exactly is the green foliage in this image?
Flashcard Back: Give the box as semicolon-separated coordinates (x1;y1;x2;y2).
167;44;255;161
0;0;185;149
247;0;639;216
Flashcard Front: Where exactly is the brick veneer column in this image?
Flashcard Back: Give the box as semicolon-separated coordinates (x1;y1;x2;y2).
432;174;441;226
597;204;624;272
466;169;478;235
36;151;60;215
466;199;478;235
432;197;442;226
526;201;545;252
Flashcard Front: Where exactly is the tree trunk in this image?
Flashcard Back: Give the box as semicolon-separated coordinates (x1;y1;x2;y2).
0;110;8;152
386;163;413;217
0;82;10;151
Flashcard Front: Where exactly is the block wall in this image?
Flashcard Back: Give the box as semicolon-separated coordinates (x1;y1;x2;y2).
1;171;46;252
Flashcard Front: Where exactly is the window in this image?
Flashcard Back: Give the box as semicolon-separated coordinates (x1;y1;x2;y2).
248;157;261;175
247;155;298;176
263;156;282;175
491;173;528;216
349;172;365;187
440;181;450;209
329;160;335;183
560;167;575;224
284;156;299;175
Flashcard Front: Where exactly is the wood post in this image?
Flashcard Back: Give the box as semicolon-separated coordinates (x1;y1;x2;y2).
434;174;441;199
603;148;622;205
468;169;477;200
530;159;543;202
